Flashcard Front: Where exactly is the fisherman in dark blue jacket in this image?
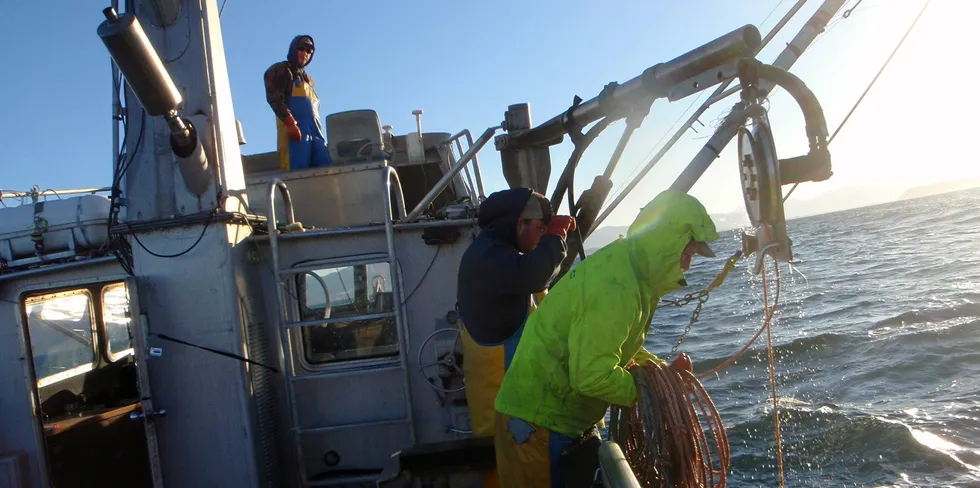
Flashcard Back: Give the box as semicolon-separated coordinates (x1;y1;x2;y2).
455;188;575;486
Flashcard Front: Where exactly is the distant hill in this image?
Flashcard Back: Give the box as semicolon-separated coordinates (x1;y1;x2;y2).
899;179;980;201
585;180;977;251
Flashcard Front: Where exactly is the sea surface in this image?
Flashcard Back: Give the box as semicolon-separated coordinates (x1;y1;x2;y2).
643;188;980;487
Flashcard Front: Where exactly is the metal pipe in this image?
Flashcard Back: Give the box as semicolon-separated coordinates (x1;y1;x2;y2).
384;165;407;219
302;271;331;319
264;178;305;486
111;0;121;194
705;0;810;106
382;165;417;445
266;178;295;377
589;1;808;234
1;187;112;200
0;256;117;283
466;130;487;200
505;25;761;149
590;0;840;232
454;138;478;201
405;126;498;222
252;218;480;243
739;58;829;144
603;124;639;180
669;0;846;194
597;442;642;488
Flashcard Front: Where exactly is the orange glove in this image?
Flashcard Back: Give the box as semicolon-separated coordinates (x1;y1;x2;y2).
283;114;302;142
546;215;577;240
669;353;693;375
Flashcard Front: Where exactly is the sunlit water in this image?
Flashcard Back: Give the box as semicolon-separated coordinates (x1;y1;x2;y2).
643;188;980;487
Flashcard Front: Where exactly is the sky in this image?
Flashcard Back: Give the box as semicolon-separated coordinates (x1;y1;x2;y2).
0;0;976;229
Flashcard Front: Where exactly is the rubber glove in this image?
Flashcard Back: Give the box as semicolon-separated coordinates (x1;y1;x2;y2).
283;114;302;142
546;215;577;240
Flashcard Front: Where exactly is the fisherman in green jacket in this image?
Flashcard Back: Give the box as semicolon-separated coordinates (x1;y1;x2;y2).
493;189;719;488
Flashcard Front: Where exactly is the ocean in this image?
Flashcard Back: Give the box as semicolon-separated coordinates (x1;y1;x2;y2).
644;188;980;487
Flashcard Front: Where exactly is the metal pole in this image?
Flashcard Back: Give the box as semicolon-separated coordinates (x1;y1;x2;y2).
504;25;762;149
589;0;812;234
111;0;121;183
465;130;487;199
705;0;810;106
669;0;846;194
404;126;499;222
381;165;416;445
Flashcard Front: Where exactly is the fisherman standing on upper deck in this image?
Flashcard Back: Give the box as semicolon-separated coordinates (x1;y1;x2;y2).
264;35;332;172
456;188;575;486
493;190;718;488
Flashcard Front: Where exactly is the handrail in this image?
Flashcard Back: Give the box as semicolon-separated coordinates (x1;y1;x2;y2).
453;137;479;202
263;177;304;484
267;179;297;309
302;271;331;319
405;126;498;222
381;165;416;445
598;442;641;488
383;165;407;220
447;129;487;200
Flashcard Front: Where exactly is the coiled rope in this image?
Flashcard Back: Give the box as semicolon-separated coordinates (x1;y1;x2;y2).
610;361;730;487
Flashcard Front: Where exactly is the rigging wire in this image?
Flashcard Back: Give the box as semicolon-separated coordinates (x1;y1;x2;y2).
127;212;216;259
784;0;932;202
402;245;441;305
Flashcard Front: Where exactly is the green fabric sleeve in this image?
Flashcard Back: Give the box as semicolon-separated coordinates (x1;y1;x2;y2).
567;287;640;407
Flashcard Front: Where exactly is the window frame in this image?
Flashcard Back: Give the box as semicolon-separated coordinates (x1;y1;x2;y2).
24;288;98;388
101;282;135;362
291;255;402;371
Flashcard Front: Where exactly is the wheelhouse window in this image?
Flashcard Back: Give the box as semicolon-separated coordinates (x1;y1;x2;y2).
25;290;96;387
299;261;398;364
102;283;134;360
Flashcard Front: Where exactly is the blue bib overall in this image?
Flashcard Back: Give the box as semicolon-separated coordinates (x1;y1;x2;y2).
277;74;331;171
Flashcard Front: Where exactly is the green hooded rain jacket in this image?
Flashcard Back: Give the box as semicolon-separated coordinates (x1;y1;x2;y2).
494;190;719;438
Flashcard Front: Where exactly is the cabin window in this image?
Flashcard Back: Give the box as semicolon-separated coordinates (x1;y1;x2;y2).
102;283;134;360
299;261;399;364
25;290;96;387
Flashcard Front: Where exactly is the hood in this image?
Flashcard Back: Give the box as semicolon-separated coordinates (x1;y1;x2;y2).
477;188;534;248
626;189;719;297
287;35;315;67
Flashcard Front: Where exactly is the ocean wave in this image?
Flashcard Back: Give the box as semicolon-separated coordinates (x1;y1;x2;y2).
725;408;978;486
871;304;980;330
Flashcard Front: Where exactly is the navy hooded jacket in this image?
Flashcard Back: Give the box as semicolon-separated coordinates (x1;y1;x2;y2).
456;188;567;345
264;35;316;121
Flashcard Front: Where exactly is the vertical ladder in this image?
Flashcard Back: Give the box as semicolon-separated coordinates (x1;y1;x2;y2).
265;168;416;487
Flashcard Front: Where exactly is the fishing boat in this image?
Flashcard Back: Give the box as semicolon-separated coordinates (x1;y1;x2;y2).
0;0;857;486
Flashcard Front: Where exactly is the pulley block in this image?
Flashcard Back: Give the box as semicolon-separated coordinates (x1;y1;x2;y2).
737;117;792;274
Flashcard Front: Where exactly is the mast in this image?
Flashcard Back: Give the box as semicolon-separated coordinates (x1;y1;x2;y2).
99;0;262;486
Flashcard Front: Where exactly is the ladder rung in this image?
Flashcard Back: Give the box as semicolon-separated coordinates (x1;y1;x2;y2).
284;311;396;329
290;362;403;382
277;255;391;277
300;417;410;435
303;472;383;487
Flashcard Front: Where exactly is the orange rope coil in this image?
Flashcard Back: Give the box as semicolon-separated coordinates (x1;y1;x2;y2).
610;361;730;487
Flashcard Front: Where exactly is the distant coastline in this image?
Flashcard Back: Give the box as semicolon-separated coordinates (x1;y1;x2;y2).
586;180;980;251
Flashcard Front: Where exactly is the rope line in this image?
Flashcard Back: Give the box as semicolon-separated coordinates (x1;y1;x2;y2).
611;360;730;487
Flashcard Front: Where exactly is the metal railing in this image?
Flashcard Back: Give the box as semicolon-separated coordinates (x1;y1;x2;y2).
404;126;498;222
444;129;487;201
